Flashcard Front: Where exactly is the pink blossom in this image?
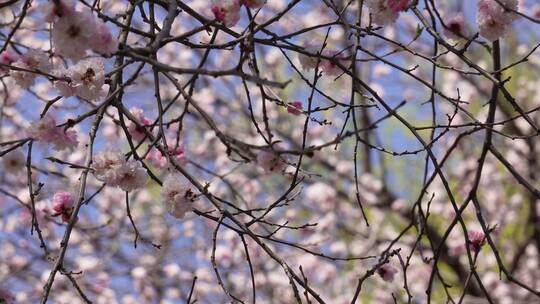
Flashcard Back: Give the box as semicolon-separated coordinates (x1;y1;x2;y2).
27;115;79;151
365;0;399;25
53;67;77;97
90;19;118;56
444;14;468;40
28;114;55;142
386;0;409;13
468;230;486;251
287;101;303;116
11;49;51;89
0;50;19;75
378;263;398;282
477;0;518;41
146;147;187;169
92;150;126;186
2;149;25;173
52;191;75;222
257;149;285;173
242;0;265;9
92;150;147;191
320;51;347;76
70;58;105;100
298;42;321;71
116;160;148;191
52;10;96;59
40;0;75;23
55;58;105;100
211;0;241;27
127;107;152;142
161;173;196;218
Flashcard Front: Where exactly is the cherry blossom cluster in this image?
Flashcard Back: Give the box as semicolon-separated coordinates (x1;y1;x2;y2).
44;0;118;59
477;0;518;41
160;173;196;219
53;58;106;101
51;192;75;223
365;0;410;25
2;0;540;303
146;147;187;169
298;41;348;76
92;150;147;191
26;114;78;151
443;13;468;40
256;149;286;173
211;0;265;27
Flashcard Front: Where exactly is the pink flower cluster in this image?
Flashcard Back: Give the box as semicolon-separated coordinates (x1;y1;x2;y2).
10;49;51;89
320;51;347;76
287;101;303;116
477;0;518;41
127;107;152;141
54;58;105;100
26;114;78;151
0;49;52;89
160;173;196;218
146;147;187;169
443;14;468;40
298;42;348;76
468;230;486;252
365;0;410;25
211;0;265;27
44;0;118;59
0;50;19;75
51;191;75;223
92;151;148;191
377;263;398;282
257;149;286;173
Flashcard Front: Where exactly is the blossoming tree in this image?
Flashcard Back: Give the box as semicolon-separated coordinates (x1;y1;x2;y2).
1;0;540;303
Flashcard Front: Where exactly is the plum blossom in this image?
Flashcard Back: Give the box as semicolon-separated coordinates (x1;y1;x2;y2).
92;150;126;186
211;0;241;27
2;149;25;173
287;101;303;116
256;149;286;173
70;58;105;100
477;0;518;41
116;160;148;191
365;0;401;25
0;50;19;75
27;115;79;151
160;173;196;218
52;191;75;222
40;0;75;22
52;11;96;59
444;14;468;40
387;0;410;13
146;147;187;169
11;49;51;89
242;0;265;9
468;230;486;251
320;50;347;76
90;19;119;56
378;263;398;282
53;67;76;97
127;107;151;141
92;150;148;191
298;41;321;70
